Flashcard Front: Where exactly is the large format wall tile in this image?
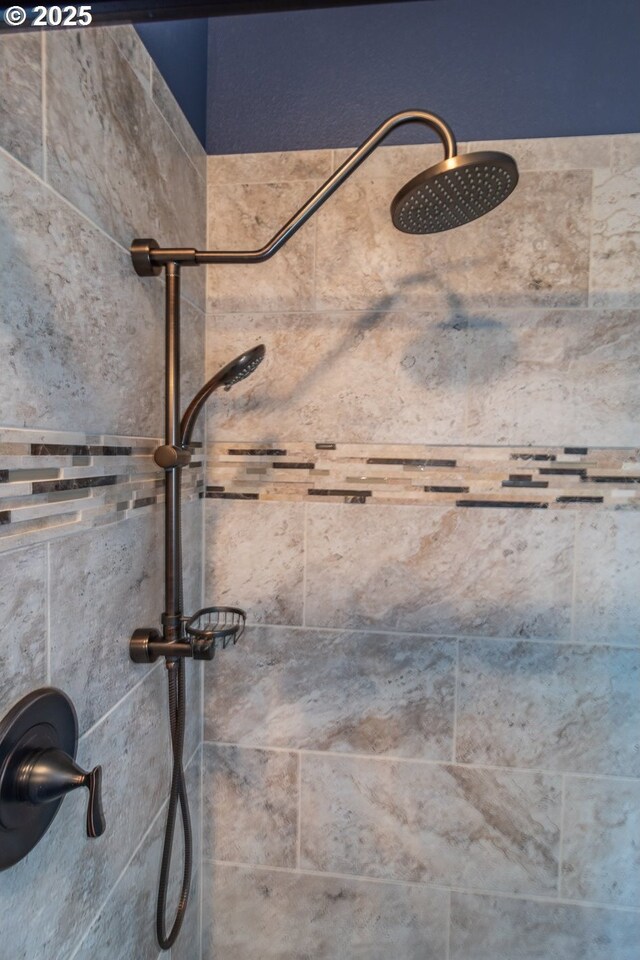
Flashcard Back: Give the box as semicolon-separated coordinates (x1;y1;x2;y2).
204;500;305;625
450;893;640;960
49;510;163;732
204;626;456;761
203;744;298;867
456;640;640;776
300;754;561;895
561;777;640;907
0;33;43;175
0;150;165;436
0;668;168;959
467;309;640;447
208;149;332;185
203;863;449;960
206;179;318;311
205;310;468;444
591;158;640;308
305;504;574;639
314;170;591;311
0;544;46;710
573;513;640;646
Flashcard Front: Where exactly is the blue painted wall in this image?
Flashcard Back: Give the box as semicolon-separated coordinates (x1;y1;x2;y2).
136;18;208;146
205;0;640;154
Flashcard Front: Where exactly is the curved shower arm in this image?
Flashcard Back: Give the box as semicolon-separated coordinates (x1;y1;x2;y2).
131;109;456;275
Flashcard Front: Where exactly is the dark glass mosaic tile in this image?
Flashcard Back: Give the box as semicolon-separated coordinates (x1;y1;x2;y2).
511;453;557;461
539;467;587;476
89;445;134;456
315;443;336;450
0;470;8;483
32;475;119;494
564;447;588;455
0;511;10;524
31;443;89;456
556;496;604;503
308;488;372;497
502;480;550;488
189;461;203;469
132;497;157;509
425;485;470;493
583;475;640;484
206;486;225;492
272;462;316;470
456;500;549;509
227;448;287;456
205;491;259;500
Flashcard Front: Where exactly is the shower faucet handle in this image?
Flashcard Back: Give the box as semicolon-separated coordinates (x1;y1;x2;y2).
19;749;106;839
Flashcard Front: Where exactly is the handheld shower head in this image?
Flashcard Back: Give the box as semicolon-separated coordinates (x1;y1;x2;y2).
391;151;518;234
220;344;266;391
180;344;265;447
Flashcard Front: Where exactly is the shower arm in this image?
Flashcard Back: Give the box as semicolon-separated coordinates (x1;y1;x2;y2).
130;109;456;276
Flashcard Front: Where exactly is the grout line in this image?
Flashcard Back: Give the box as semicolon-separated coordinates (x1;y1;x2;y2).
557;774;567;898
41;32;48;182
200;740;640;784
236;619;638;652
587;167;596;308
67;800;168;960
78;660;162;742
45;541;51;684
451;639;459;763
203;858;640;914
296;751;302;870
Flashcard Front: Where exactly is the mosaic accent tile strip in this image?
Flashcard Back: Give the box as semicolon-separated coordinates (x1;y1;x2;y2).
206;442;640;509
0;427;203;550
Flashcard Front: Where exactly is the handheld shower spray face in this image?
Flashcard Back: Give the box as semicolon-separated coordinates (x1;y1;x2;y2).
391;151;519;234
221;344;266;391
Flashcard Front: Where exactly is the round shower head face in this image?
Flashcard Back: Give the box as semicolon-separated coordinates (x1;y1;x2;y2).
391;151;518;235
221;344;266;391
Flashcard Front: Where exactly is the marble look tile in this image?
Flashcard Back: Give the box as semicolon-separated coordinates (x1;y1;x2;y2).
205;310;467;444
467;135;611;171
0;667;169;959
49;509;163;732
203;744;298;867
203;863;449;960
467;309;640;446
206;180;317;311
151;61;206;180
456;640;640;777
204;500;304;625
300;753;561;894
561;776;640;907
0;544;46;710
106;24;151;92
573;513;640;646
181;301;207;446
73;811;164;960
0;150;165;436
314;170;591;311
46;27;206;312
591;162;640;308
305;504;574;640
204;626;456;761
450;892;640;960
208;149;332;184
610;134;640;174
168;750;203;959
0;33;43;175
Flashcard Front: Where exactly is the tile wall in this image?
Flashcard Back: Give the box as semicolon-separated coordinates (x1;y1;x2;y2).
202;132;640;958
0;26;205;960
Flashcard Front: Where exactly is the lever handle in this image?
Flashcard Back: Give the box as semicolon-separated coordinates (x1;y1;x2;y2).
19;749;106;838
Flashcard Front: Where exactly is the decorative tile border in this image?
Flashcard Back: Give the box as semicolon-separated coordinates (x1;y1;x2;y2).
206;442;640;509
0;427;203;550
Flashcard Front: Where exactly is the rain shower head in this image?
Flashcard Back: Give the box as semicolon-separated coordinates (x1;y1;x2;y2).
180;344;265;448
391;151;519;235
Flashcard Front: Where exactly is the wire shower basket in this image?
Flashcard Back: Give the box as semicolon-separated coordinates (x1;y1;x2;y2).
184;606;246;659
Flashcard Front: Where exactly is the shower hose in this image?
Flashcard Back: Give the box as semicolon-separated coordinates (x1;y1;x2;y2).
157;482;193;951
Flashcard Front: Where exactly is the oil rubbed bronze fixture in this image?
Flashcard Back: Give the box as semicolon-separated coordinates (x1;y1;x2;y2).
130;108;518;951
0;688;105;871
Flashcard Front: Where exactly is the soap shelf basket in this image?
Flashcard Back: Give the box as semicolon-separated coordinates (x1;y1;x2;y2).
185;606;246;658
